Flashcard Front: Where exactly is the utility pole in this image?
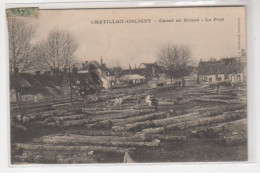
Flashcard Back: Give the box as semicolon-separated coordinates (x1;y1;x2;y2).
69;67;73;105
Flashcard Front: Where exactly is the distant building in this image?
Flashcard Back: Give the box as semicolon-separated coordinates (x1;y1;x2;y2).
10;71;62;103
197;57;246;84
77;58;117;89
120;74;146;85
77;60;103;93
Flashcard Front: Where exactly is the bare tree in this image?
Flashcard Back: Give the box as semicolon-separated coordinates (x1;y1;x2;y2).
157;44;192;85
8;18;35;74
35;30;78;71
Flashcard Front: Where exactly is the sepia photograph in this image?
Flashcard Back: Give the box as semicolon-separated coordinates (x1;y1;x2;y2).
7;6;247;164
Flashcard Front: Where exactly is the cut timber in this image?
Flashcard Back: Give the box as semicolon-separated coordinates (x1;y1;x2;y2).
83;109;135;115
88;112;166;130
57;156;97;164
84;109;154;124
15;150;97;164
114;106;243;132
112;112;166;126
45;119;91;128
142;127;165;134
225;118;247;134
152;112;199;126
86;120;112;129
191;98;237;104
141;110;246;134
222;134;247;146
13;143;134;154
11;123;28;132
35;133;147;143
193;118;247;136
148;134;187;142
45;114;84;122
34;135;160;147
114;120;154;132
70;130;132;136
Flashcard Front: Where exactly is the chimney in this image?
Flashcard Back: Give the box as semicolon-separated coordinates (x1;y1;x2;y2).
100;56;103;65
129;64;131;74
135;64;137;69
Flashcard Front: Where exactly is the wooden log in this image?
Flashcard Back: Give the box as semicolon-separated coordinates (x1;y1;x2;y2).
141;127;165;134
85;109;154;123
15;150;97;164
113;107;240;132
222;134;247;146
83;109;135;115
197;110;246;126
45;114;85;122
57;156;97;164
87;112;166;130
13;143;134;154
141;110;246;134
112;112;166;126
191;98;238;104
115;120;154;132
225;118;247;134
148;134;187;142
45;119;91;128
152;112;199;126
11;123;28;132
193;118;247;136
37;133;147;143
34;135;160;147
70;130;132;136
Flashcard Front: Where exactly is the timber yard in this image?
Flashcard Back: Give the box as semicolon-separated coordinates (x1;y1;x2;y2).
11;81;247;164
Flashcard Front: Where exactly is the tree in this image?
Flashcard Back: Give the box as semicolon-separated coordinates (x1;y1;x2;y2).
157;44;192;86
35;30;78;71
8;18;35;74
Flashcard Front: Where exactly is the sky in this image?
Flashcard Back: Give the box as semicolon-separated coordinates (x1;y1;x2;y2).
22;7;246;69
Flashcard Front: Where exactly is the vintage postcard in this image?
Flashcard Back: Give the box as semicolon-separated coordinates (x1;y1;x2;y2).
7;6;247;164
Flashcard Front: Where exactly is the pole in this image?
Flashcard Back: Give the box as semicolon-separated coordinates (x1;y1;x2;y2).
69;67;73;105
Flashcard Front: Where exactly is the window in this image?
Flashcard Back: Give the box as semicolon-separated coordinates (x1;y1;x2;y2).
237;74;241;81
209;78;212;82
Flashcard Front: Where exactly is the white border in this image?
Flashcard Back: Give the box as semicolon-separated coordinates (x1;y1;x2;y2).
1;0;259;172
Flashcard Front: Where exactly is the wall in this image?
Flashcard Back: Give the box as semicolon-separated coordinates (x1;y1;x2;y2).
228;73;244;82
199;75;216;83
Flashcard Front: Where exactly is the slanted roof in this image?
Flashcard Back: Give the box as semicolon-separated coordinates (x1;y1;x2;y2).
140;63;164;73
120;74;145;81
10;73;62;95
120;68;145;76
198;59;246;75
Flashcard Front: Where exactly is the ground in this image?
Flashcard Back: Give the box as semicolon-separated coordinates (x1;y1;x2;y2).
10;83;247;164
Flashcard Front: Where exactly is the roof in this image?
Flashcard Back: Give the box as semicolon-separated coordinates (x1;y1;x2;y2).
120;68;145;76
198;59;246;75
120;74;145;81
10;73;62;95
140;63;164;73
79;60;115;76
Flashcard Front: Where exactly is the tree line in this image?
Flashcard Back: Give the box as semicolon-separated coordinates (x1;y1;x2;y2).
8;18;78;74
8;17;193;85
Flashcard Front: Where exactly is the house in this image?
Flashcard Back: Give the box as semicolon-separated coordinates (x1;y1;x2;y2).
77;60;103;92
10;71;62;103
183;66;198;86
78;58;117;89
120;74;146;85
138;62;166;81
197;57;246;84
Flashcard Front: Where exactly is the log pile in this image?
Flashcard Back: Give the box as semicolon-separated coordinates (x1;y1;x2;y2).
11;84;248;164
